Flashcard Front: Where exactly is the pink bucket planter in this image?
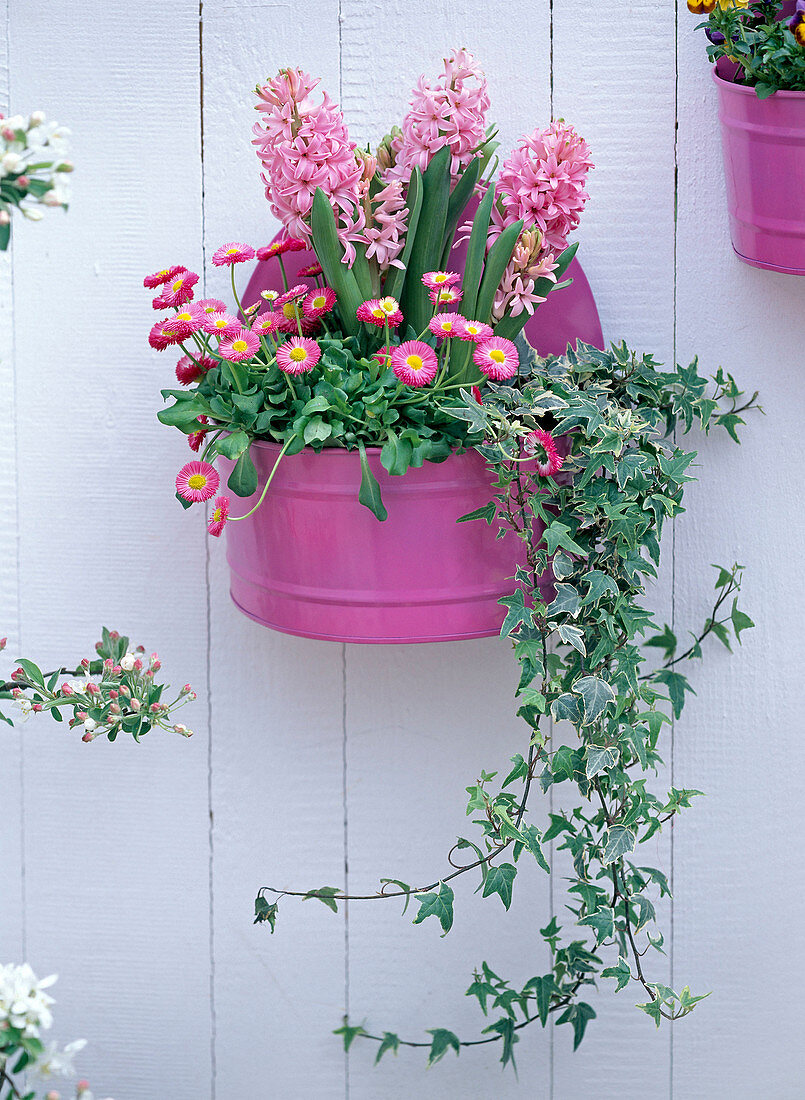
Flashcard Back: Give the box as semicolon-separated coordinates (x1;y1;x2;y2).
220;443;558;645
714;69;805;275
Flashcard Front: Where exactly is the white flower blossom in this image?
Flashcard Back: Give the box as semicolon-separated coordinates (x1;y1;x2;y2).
35;1038;87;1079
1;151;22;172
0;963;57;1036
120;652;137;671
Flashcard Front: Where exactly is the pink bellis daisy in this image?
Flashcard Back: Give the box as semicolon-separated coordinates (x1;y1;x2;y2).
212;242;256;266
176;460;220;503
390;340;438;387
276;336;321;375
274;284;308;308
202;311;241;339
207;496;230;537
170;306;204;337
144;265;185;289
303;287;336;320
375;296;403;327
194;297;228;316
252;311;280;336
153;269;199;309
218;328;260;361
148;318;184;351
429;285;463;308
422;270;461;290
473;336;519;381
298;261;323;277
459;319;493;343
373;351;391;369
188;416;209;451
428;312;465;339
524;428;564;477
276;303;319;335
357;297;403;329
256;237;307;260
176;354;215;385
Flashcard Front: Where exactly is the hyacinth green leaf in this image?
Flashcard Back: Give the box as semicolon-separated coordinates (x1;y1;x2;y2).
439;156;480;269
534;241;578;301
474;217;523;326
383;167;423;303
227;449;258;497
357;441;388;521
400;145;451;333
460;182;495;321
350;241;374;300
310;187;363;336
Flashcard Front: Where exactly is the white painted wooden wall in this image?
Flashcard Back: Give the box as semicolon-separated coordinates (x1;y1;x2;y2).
1;2;803;1097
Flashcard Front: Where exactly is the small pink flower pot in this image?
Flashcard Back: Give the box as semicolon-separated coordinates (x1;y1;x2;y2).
714;68;805;275
220;443;561;644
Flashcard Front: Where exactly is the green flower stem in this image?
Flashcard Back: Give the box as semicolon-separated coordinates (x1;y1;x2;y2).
230;436;294;522
278;255;289;292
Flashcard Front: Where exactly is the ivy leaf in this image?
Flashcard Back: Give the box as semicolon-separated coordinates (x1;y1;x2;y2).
502;753;528;788
602;825;637;864
481;863;517;910
426;1028;460;1066
519;824;550;873
467;977;496;1015
457;501;496;525
542;520;586;557
499;588;531;636
585;745;619;779
573;675;616;725
601;956;632;992
582;570;619;605
654;669;696;719
547;583;581;619
637;997;663;1028
730;598;755;642
528;974;556;1026
579;906;615;945
379;879;413;916
253;895;278;931
555;1001;596;1050
413;881;455;935
482;1016;519;1069
374;1032;400;1064
644;623;677;660
555;623;586;655
333;1021;367;1051
303;886;341;913
551;692;585;726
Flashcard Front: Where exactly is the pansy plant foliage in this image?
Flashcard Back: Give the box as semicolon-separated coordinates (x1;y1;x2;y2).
689;0;805;96
254;339;760;1069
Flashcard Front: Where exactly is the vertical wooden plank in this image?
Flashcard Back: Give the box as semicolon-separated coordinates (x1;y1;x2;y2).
9;2;211;1097
673;6;805;1096
551;2;677;1096
340;5;553;1095
0;0;25;967
201;4;347;1096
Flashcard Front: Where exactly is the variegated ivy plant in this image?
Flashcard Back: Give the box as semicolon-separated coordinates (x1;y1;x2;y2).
255;338;759;1070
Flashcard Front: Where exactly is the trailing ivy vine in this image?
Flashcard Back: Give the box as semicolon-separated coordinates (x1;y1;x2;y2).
254;339;759;1070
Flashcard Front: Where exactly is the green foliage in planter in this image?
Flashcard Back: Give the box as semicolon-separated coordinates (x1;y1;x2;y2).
253;338;760;1070
160;331;481;521
693;1;805;96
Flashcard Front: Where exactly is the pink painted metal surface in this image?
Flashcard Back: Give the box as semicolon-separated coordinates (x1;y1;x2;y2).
223;237;602;643
714;67;805;275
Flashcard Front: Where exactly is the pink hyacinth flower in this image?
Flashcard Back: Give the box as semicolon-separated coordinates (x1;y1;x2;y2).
524;428;564;477
275;336;321;375
212;242;256;266
218;328;260;361
176;460;220;503
473;336;519;381
207;495;230;536
390;340;438;387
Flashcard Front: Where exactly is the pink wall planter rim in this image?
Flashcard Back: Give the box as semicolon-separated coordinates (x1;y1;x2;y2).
713;68;805;275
